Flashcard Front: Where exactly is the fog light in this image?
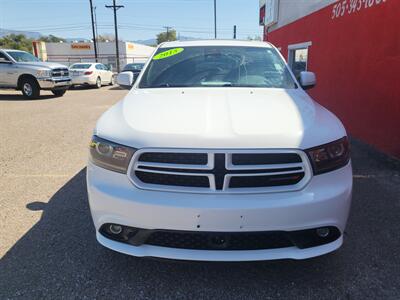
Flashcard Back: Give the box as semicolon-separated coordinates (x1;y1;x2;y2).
109;224;122;235
316;227;330;238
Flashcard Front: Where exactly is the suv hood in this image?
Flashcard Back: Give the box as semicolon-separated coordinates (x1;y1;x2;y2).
95;88;346;149
17;61;68;69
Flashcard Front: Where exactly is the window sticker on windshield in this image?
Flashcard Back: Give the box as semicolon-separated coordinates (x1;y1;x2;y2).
153;48;184;60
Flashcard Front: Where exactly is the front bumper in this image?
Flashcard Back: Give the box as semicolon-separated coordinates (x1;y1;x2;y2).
87;162;352;261
38;77;71;90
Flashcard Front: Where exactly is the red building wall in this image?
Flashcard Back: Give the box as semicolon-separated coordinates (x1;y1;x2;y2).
266;0;400;157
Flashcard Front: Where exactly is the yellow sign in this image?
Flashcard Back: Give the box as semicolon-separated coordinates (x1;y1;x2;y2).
71;44;91;50
127;43;135;50
153;48;184;60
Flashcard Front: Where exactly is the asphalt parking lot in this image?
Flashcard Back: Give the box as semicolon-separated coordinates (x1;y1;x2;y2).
0;87;399;299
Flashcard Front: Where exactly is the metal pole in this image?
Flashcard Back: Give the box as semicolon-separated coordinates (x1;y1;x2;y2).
89;0;98;62
94;6;99;60
233;25;236;39
163;26;172;41
106;0;124;73
214;0;217;39
113;0;120;73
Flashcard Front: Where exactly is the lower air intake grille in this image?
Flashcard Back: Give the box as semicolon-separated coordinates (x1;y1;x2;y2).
99;224;342;250
146;230;292;250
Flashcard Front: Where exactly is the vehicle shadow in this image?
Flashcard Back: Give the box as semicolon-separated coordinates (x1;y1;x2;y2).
108;86;126;91
0;93;57;101
1;142;399;298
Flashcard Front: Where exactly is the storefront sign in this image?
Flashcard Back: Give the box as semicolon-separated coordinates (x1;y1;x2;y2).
71;44;91;50
332;0;387;19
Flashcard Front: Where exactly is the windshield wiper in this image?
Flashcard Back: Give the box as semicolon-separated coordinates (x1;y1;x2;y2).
200;82;233;87
151;83;190;88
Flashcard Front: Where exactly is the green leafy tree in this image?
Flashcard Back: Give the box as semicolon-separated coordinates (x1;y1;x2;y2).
39;34;65;43
97;34;116;42
247;35;262;41
0;34;33;52
156;30;177;44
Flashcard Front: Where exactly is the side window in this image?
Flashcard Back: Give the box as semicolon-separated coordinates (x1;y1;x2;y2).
288;42;311;80
0;52;11;62
95;64;102;70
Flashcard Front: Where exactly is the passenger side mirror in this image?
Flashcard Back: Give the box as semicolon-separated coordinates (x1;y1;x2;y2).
299;71;316;90
117;72;134;89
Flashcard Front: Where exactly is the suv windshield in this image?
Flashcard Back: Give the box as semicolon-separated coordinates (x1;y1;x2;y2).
70;63;92;69
6;51;40;62
123;63;144;72
139;46;296;89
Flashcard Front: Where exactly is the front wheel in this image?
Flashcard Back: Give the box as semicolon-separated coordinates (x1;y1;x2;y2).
21;77;40;99
109;75;115;86
95;77;102;89
51;89;67;97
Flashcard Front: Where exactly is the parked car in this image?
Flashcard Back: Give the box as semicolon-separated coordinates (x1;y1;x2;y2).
117;63;144;88
69;63;114;88
87;40;352;261
0;49;71;99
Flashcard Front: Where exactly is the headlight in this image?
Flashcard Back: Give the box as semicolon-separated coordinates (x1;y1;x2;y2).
89;135;136;173
306;137;350;175
36;69;52;78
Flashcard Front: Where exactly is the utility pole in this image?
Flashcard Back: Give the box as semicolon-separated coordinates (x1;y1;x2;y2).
163;26;173;41
106;0;124;72
94;6;99;59
214;0;217;39
89;0;98;62
233;25;237;39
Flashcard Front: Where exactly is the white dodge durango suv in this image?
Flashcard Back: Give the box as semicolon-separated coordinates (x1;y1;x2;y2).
87;40;352;261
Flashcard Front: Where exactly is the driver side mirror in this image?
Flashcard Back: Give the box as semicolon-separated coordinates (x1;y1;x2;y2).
299;71;316;90
117;72;134;89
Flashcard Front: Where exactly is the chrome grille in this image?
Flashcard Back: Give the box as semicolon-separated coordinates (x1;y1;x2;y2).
52;68;69;77
129;149;312;194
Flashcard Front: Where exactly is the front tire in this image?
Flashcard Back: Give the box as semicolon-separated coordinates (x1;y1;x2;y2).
109;75;115;86
21;77;40;99
95;77;102;89
51;89;67;97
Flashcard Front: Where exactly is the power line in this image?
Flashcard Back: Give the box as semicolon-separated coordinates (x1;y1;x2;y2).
105;0;124;73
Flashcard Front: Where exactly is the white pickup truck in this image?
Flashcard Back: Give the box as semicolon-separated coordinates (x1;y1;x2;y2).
0;49;71;99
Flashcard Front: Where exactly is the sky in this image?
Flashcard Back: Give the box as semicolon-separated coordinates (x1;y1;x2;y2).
0;0;263;41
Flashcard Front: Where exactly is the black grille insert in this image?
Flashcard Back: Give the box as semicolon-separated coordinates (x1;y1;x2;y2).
136;171;209;188
232;153;302;165
229;172;305;188
139;152;207;165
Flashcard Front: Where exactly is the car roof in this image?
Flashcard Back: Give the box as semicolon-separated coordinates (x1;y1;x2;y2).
159;39;273;49
0;49;26;52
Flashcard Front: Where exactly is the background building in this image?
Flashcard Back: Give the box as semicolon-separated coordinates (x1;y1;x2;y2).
33;41;155;70
260;0;400;158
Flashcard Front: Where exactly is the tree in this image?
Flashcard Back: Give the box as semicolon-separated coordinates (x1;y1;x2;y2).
247;35;262;41
0;34;33;52
156;30;177;44
39;34;65;43
97;34;116;42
